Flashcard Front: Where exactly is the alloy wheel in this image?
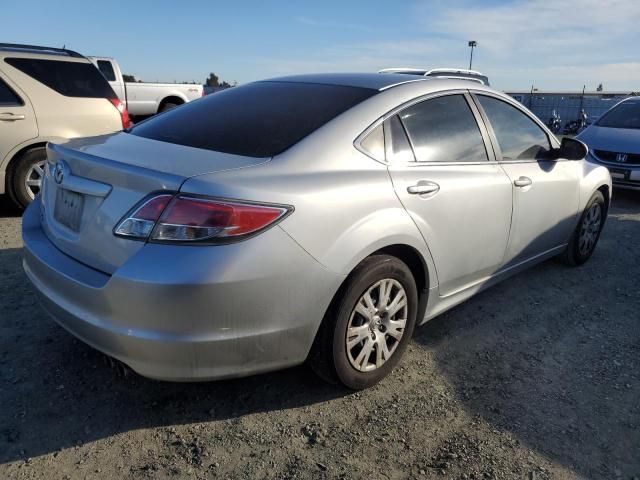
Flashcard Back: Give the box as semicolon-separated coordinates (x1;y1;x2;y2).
346;278;408;372
24;160;46;200
578;202;602;256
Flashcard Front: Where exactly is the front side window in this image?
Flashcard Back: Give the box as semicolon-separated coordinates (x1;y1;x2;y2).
5;58;116;98
477;95;551;160
399;94;488;163
97;60;116;82
0;78;22;106
596;101;640;129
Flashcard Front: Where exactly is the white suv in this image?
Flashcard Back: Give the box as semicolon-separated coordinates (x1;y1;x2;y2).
0;43;131;208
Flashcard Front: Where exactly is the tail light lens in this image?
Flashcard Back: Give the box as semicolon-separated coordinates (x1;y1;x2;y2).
114;194;292;244
108;98;133;129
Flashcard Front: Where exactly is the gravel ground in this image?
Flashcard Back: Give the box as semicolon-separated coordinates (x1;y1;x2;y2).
1;191;639;480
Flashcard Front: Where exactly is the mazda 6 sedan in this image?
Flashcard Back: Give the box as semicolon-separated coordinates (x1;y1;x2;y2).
22;73;611;389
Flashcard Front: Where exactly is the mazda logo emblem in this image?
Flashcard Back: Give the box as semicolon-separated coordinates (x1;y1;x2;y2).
53;161;66;184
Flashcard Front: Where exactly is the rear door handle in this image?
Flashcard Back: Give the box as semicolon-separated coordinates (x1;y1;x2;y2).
514;176;532;187
0;113;26;121
407;181;440;195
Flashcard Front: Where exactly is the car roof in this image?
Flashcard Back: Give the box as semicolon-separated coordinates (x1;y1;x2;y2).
261;73;449;91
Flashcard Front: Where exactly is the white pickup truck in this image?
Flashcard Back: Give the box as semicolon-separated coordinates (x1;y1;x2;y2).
88;56;203;116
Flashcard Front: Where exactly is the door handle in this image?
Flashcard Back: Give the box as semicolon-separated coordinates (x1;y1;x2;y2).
514;176;532;187
407;182;440;195
0;113;26;121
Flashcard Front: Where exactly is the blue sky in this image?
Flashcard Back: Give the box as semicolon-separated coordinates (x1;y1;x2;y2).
3;0;640;91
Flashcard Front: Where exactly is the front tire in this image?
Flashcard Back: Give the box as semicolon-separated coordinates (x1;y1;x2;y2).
310;255;418;390
8;146;47;209
560;191;606;266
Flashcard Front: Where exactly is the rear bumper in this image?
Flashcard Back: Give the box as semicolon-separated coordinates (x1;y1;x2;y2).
22;197;342;381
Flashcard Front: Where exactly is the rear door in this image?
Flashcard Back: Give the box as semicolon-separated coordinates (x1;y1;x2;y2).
385;92;513;296
472;93;579;266
0;71;38;166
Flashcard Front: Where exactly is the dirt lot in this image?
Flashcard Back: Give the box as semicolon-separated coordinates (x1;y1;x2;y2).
1;191;639;480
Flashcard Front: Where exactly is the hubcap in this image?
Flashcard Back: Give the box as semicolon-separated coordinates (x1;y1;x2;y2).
578;203;602;256
346;278;408;372
24;160;46;200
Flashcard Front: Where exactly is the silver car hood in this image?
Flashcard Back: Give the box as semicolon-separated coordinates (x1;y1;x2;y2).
578;125;640;154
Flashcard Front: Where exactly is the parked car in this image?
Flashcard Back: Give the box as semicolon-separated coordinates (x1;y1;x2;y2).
88;56;204;116
577;96;640;190
0;43;130;208
379;67;490;86
22;73;610;389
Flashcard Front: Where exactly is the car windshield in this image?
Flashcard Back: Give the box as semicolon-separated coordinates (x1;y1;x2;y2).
130;81;376;158
596;101;640;129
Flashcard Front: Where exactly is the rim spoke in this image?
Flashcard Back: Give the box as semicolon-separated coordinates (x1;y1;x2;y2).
347;324;370;349
375;338;384;368
378;280;392;308
354;300;372;321
387;290;407;317
34;164;44;177
355;338;374;370
26;179;41;187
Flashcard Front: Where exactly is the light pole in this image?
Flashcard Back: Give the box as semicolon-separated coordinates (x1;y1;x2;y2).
468;40;477;70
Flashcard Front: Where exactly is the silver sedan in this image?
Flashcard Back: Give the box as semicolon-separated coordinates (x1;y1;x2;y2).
22;74;611;389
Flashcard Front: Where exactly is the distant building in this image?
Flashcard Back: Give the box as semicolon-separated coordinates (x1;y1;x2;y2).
506;90;638;126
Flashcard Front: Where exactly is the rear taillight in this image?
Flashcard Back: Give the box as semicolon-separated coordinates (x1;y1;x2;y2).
108;98;133;129
114;194;292;243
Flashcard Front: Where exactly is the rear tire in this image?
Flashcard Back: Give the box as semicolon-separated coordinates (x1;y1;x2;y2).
8;146;47;209
310;255;418;390
159;102;179;113
559;191;606;266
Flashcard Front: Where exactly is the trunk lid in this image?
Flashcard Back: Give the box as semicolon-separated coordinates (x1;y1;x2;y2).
41;132;268;274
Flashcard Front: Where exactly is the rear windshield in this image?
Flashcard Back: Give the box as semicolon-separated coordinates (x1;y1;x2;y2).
596;101;640;129
5;58;116;98
130;81;377;158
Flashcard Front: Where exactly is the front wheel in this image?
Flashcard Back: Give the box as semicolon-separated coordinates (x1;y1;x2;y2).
310;255;418;390
559;191;606;266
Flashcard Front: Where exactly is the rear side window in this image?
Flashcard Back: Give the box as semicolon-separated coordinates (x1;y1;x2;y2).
5;58;116;98
131;81;376;158
399;94;488;163
0;78;22;106
385;115;415;162
477;95;551;160
96;60;116;82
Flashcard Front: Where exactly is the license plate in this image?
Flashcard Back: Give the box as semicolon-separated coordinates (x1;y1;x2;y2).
54;188;84;231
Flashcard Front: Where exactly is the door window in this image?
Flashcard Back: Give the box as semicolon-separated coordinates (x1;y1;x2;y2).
0;78;22;106
399;94;488;163
384;115;415;163
477;95;551;160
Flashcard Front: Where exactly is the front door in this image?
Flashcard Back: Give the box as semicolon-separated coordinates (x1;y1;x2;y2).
386;93;513;296
473;93;579;266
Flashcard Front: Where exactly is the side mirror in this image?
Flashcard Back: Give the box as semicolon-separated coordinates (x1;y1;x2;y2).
558;137;588;160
